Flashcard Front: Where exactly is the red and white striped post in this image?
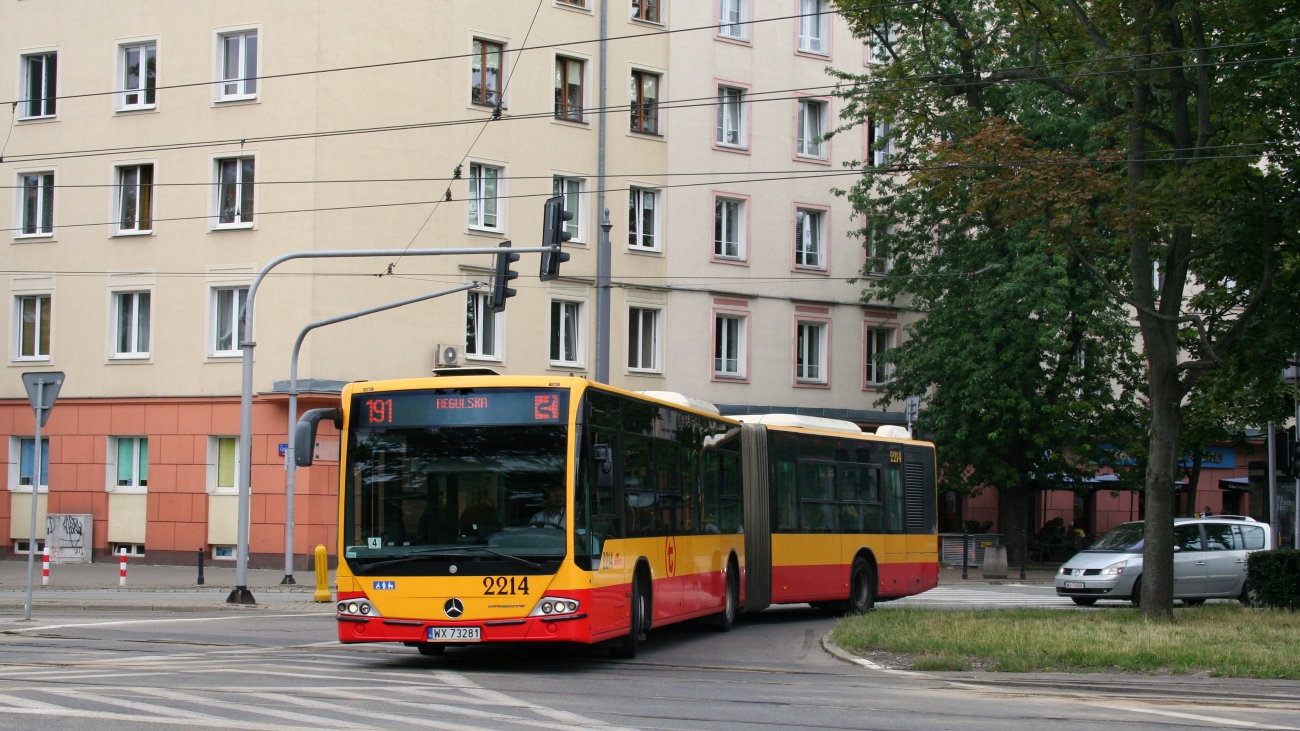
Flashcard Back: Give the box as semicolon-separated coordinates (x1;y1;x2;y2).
41;544;49;586
119;550;127;586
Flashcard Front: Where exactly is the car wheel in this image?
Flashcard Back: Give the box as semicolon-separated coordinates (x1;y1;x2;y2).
1239;582;1261;608
416;643;445;656
1071;597;1097;606
1130;577;1142;607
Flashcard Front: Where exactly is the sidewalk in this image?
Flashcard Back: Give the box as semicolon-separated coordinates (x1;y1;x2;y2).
0;560;335;613
938;565;1058;586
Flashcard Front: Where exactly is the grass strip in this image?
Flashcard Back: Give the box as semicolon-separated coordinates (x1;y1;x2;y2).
831;604;1300;678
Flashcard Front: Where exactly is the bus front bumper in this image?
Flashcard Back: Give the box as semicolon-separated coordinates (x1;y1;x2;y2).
337;612;592;645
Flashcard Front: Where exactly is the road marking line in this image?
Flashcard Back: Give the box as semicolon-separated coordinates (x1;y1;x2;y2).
43;688;222;720
0;613;330;634
132;687;386;730
1096;703;1300;730
0;692;329;731
248;691;507;731
323;687;627;731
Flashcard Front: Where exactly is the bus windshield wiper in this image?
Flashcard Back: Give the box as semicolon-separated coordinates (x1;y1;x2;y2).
352;546;542;573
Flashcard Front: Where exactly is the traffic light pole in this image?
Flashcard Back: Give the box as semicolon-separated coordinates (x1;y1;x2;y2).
231;247;554;605
594;0;611;384
281;282;479;584
23;381;43;622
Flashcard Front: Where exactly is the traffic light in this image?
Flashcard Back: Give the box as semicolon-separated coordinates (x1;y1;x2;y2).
539;195;572;282
490;241;519;312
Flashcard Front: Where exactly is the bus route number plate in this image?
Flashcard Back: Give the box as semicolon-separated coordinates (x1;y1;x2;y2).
429;627;481;642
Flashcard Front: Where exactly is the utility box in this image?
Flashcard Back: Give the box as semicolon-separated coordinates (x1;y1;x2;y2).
46;514;93;563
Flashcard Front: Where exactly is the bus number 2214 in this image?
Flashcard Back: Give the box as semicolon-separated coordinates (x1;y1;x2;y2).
482;576;529;595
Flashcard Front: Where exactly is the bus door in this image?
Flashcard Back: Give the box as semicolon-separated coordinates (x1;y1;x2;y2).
588;430;628;635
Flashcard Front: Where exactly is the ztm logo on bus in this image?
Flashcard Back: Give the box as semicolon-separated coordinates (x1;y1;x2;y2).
665;536;677;577
534;394;560;421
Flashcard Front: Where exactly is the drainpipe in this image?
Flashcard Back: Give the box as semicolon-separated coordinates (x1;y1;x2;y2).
594;0;611;383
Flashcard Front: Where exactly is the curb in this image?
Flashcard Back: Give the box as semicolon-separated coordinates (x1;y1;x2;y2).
820;631;928;677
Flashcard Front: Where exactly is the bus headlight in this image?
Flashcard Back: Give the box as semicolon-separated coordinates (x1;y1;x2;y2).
530;597;581;617
337;599;382;618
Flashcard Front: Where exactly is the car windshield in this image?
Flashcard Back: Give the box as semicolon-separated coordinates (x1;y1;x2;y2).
343;423;569;567
1087;522;1145;552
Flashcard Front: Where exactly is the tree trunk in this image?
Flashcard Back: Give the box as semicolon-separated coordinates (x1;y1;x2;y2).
997;483;1033;566
1141;351;1182;619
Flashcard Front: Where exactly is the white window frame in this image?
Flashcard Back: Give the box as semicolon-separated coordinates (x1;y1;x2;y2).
210;286;248;357
796;320;828;383
112;290;152;359
714;196;745;260
714;313;747;379
16;171;55;238
794;208;826;269
107;436;149;493
14;293;52;361
867;224;895;275
20;51;57;120
212;156;255;229
465;290;504;361
553;176;584;243
718;0;750;41
113;543;147;557
627;306;661;373
118;42;157;110
797;99;827;159
467;162;504;232
216;30;258;101
865;326;894;385
116;164;154;235
798;0;830;56
207;435;241;495
549;299;585;367
11;435;50;490
871;119;895;167
628;187;659;251
212;545;236;560
716;85;747;148
866;24;897;66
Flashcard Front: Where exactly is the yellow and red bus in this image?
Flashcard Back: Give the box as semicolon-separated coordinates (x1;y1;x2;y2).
297;375;936;658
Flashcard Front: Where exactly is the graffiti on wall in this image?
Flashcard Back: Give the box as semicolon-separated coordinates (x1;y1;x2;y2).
46;514;93;564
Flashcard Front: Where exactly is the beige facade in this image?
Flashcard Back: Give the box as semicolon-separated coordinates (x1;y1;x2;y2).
0;1;907;561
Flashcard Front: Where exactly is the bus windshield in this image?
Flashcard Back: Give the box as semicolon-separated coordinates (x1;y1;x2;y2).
342;388;570;572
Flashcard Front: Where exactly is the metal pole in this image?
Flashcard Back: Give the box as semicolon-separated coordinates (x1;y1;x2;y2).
961;530;969;581
281;283;479;583
1019;529;1027;580
23;381;43;621
230;247;553;604
1268;421;1278;544
594;0;610;384
197;548;205;585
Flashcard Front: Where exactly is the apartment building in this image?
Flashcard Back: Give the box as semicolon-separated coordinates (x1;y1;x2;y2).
0;0;908;566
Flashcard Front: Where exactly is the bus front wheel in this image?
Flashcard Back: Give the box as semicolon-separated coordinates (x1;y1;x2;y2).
711;558;739;632
611;572;647;659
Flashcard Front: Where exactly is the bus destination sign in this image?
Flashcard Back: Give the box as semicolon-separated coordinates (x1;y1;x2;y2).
353;388;569;428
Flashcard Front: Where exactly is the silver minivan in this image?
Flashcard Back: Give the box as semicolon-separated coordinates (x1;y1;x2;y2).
1054;517;1273;606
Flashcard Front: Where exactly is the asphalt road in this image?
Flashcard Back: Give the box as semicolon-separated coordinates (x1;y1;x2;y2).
0;589;1296;730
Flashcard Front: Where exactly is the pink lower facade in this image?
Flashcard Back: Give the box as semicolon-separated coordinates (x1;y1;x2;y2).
0;395;340;567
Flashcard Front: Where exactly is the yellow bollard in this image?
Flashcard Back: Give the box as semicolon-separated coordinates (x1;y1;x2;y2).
313;544;332;602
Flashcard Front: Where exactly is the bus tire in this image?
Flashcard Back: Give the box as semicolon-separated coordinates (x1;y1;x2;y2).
711;558;739;632
416;643;445;656
610;571;646;659
848;558;876;614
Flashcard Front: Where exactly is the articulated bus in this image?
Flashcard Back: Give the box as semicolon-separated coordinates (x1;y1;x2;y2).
297;375;937;658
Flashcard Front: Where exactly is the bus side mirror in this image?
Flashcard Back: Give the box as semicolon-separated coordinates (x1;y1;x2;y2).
594;444;614;488
295;408;342;467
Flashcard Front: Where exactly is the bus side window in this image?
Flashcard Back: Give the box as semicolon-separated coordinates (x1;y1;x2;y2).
700;448;720;534
681;448;697;534
773;461;797;532
656;442;684;534
720;448;743;533
623;435;656;537
884;461;905;532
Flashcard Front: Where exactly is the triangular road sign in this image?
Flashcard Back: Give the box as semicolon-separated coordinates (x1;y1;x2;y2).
21;371;65;427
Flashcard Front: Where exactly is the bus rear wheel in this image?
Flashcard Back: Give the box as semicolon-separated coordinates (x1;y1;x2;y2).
711;558;739;632
611;571;647;659
848;558;876;614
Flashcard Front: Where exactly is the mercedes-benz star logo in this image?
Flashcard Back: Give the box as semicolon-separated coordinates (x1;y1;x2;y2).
444;598;464;619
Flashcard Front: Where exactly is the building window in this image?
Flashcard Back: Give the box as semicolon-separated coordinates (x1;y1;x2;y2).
627;307;660;371
714;197;744;259
798;0;830;55
867;224;894;275
717;86;746;148
22;53;57;119
797;99;827;158
866;327;893;384
215;157;254;226
557;0;588;6
117;165;154;233
628;188;657;249
214;436;239;491
19;172;55;236
114;437;149;488
212;287;248;356
869;119;895;167
795;208;825;269
554;57;585;121
465;291;502;359
866;24;897;65
797;321;826;383
219;31;258;100
714;315;745;378
120;43;157;109
19;437;50;487
718;0;749;40
114;291;151;358
114;543;146;556
553;177;582;241
550;300;583;366
631;0;660;22
468;163;502;230
630;70;660;134
471;39;503;107
15;295;52;360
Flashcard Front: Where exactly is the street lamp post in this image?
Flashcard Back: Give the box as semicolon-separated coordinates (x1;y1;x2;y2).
280;282;479;584
230;246;555;605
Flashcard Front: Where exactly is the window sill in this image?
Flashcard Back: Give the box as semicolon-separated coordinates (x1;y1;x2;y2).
628;129;666;140
208;488;239;496
712;256;749;267
714;142;750;154
211;222;255;232
629;17;665;28
551;116;591;129
553;1;593;14
794;265;830;275
17;115;58;124
466;226;506;237
115;105;157;115
795;48;832;59
712;373;749;382
206;353;244;362
109;353;151;361
112;230;154;238
716;32;752;46
795;379;831;389
547;363;585;372
465;355;503;363
12;233;55;242
108;486;148;495
794;153;832;165
214;95;259;105
11;357;52;365
8;485;50;494
625;246;663;256
627;369;663;377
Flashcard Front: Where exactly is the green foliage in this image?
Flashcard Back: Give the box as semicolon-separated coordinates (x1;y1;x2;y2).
1247;549;1300;610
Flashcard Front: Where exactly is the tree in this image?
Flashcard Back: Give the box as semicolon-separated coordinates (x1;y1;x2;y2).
834;0;1298;617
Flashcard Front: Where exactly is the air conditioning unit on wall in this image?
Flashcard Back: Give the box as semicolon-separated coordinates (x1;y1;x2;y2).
435;344;463;367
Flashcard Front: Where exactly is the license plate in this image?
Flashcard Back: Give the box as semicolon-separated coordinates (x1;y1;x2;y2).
428;626;481;642
1064;581;1085;589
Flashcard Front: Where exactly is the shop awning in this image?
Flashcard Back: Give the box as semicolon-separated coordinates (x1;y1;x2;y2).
1218;477;1250;492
